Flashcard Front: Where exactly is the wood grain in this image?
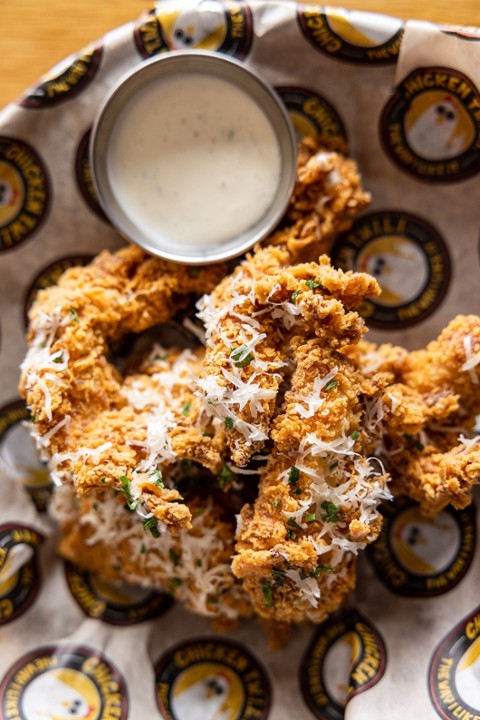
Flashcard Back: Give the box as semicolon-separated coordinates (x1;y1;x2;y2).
1;0;480;108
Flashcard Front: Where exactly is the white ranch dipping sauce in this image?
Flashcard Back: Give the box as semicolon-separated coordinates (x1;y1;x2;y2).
107;72;282;250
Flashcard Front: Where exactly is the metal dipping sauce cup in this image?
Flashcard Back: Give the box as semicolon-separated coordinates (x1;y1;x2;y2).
90;50;297;265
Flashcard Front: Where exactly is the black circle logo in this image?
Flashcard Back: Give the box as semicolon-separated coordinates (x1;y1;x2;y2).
65;562;173;625
135;0;253;60
380;67;480;181
0;399;51;513
0;644;128;719
429;606;480;718
0;523;43;626
368;497;476;597
297;6;403;64
300;609;387;719
75;129;109;222
19;44;103;108
331;210;451;329
276;87;347;149
24;254;94;328
155;637;271;719
0;137;50;252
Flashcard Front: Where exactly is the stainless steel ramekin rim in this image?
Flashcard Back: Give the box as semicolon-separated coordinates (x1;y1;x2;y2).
90;50;297;265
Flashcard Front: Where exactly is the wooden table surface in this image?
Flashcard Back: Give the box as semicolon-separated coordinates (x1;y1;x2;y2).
1;0;480;109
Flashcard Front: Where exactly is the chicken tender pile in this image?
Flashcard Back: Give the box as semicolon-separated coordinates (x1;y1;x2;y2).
19;138;480;636
345;315;480;515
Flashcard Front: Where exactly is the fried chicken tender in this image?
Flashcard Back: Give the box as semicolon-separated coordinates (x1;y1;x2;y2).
198;251;380;468
232;271;390;624
271;137;371;260
51;484;252;626
347;315;480;514
19;245;227;532
196;139;371;467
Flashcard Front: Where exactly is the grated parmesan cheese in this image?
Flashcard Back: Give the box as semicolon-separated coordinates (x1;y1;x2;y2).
461;335;480;384
293;367;338;419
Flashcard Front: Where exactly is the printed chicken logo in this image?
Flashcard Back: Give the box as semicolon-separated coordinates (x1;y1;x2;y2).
0;646;128;720
135;0;252;60
405;92;475;161
357;235;429;307
275;87;347;150
368;497;475;597
0;137;50;252
381;67;480;181
21;668;100;720
74;130;109;222
297;6;403;63
332;211;450;329
0;523;43;625
430;607;480;718
65;561;172;625
0;399;52;512
171;663;244;720
155;638;270;720
300;609;386;720
19;44;103;109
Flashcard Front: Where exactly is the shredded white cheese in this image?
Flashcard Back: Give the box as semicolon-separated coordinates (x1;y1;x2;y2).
461;335;480;384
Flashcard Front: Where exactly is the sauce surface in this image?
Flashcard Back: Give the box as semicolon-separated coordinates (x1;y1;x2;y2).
107;72;281;250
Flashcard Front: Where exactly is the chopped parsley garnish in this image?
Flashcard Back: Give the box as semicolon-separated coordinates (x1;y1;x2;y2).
325;380;338;392
224;417;234;430
169;549;181;567
69;308;79;323
291;289;300;301
288;466;300;485
171;578;182;589
217;463;234;490
53;353;64;364
143;517;160;538
272;498;280;508
404;433;424;452
305;279;323;290
311;565;332;576
286;518;303;531
230;346;253;368
350;430;360;441
195;559;202;568
188;267;201;277
182;401;191;416
119;475;138;511
149;470;164;488
140;543;147;555
320;500;342;523
93;503;99;512
101;477;106;483
293;487;302;496
287;530;297;540
329;462;339;472
261;581;273;607
305;513;316;523
272;568;285;586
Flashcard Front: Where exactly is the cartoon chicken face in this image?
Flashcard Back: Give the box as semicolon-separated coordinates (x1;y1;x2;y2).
405;91;475;161
21;668;100;720
356;235;428;307
170;662;244;720
157;0;227;51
